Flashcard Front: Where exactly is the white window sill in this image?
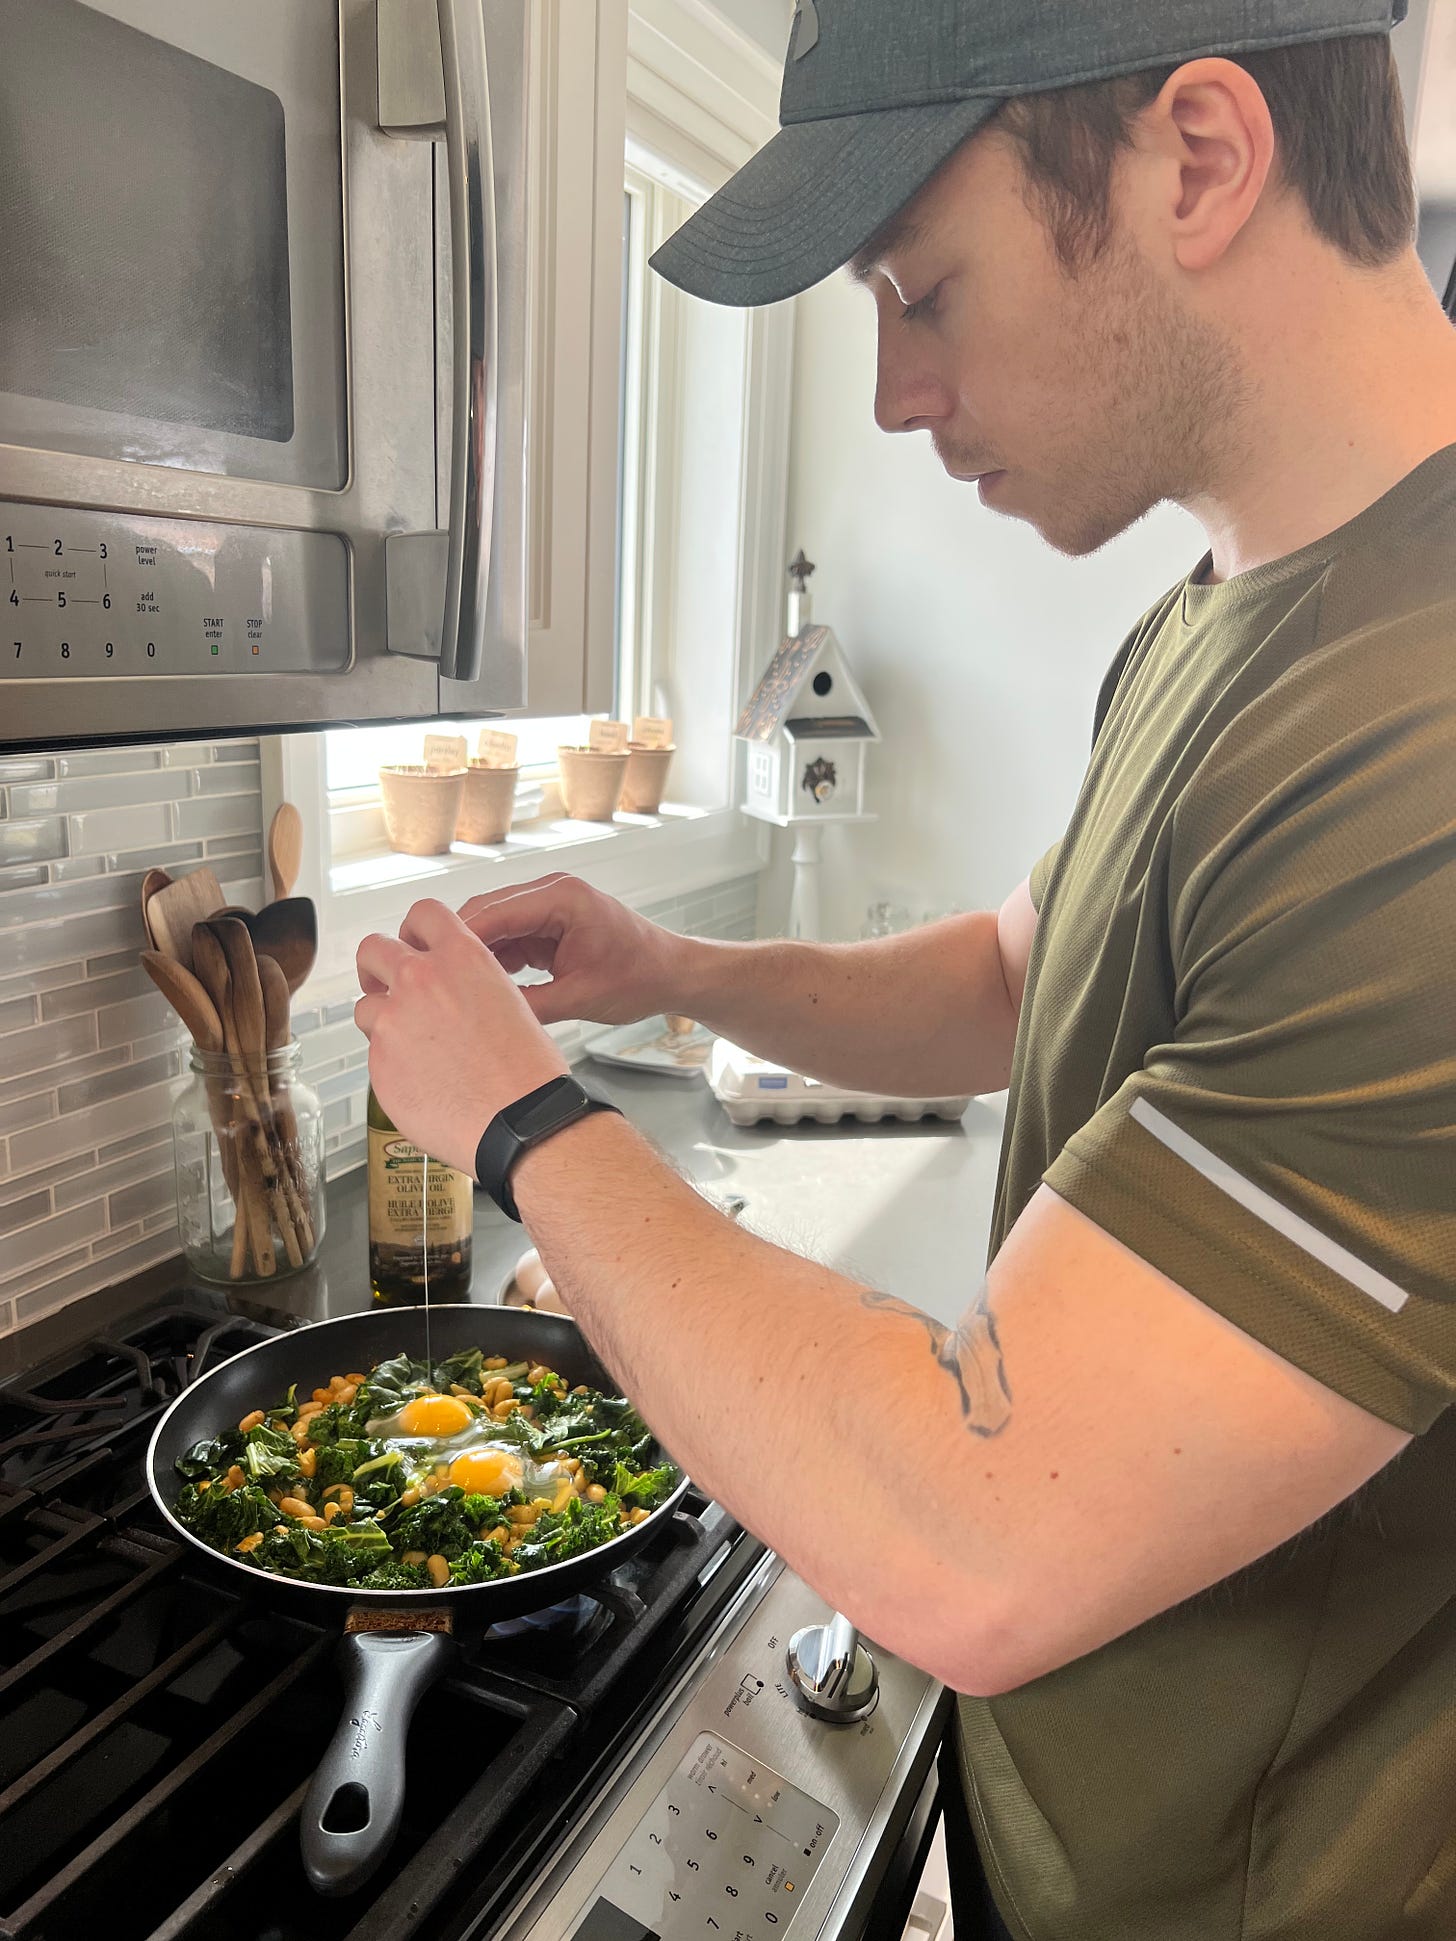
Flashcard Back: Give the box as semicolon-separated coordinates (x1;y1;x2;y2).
300;800;768;996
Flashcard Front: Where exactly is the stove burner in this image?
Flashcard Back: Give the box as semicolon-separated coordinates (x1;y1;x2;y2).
0;1296;759;1941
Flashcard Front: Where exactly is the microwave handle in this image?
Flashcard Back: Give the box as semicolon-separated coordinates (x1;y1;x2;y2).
435;0;498;685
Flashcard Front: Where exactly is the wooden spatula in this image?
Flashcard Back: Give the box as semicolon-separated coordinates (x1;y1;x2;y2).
268;802;304;900
145;867;226;974
140;868;172;949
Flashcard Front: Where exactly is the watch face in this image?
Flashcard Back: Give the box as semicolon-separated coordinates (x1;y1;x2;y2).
512;1077;585;1140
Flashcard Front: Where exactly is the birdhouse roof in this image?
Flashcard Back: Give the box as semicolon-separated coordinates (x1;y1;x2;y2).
734;625;879;744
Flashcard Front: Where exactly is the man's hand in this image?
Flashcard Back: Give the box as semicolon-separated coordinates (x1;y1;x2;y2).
355;898;567;1173
458;874;688;1028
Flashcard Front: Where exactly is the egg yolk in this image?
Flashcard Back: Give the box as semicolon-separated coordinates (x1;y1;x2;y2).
449;1448;524;1496
397;1394;475;1438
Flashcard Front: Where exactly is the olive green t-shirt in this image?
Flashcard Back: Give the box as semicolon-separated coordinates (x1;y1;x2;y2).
951;446;1456;1941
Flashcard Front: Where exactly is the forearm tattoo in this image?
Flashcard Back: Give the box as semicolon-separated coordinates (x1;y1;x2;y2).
861;1280;1012;1437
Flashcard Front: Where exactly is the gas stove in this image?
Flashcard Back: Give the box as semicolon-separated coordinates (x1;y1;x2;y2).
0;1299;947;1941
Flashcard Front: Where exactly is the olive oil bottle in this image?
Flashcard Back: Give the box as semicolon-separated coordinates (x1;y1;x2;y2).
367;1087;474;1301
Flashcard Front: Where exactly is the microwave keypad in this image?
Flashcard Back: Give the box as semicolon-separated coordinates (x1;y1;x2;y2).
1;505;348;677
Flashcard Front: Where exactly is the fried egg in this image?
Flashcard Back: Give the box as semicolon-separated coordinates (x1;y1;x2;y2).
365;1391;560;1497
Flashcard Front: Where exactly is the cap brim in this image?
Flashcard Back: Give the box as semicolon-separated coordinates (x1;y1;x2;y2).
649;95;1000;308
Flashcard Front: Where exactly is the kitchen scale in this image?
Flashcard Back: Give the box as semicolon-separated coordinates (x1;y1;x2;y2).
708;1039;972;1129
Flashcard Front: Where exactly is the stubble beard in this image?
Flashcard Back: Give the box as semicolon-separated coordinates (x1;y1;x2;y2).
1027;235;1250;559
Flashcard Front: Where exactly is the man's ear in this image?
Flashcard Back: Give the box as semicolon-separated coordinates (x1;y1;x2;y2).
1148;58;1276;273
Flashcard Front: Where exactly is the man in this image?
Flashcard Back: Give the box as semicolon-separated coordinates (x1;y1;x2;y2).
355;3;1456;1935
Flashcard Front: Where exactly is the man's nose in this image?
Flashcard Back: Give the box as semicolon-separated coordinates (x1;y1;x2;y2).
874;332;947;436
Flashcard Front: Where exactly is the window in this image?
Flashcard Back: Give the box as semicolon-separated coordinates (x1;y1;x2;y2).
274;1;790;996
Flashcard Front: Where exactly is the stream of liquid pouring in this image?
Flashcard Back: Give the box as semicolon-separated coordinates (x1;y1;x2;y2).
421;1153;433;1372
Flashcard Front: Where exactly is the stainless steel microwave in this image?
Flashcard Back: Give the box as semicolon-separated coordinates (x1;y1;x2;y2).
0;0;527;751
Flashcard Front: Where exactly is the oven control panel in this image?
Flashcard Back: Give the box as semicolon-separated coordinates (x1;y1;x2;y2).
575;1734;838;1941
508;1564;948;1941
1;503;349;677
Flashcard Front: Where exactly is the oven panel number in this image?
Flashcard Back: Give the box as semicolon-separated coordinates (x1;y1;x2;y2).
578;1734;838;1941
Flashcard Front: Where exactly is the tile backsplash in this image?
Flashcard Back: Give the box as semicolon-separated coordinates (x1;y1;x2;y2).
0;738;758;1339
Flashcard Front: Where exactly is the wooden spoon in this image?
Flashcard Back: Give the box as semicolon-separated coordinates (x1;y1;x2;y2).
145;866;225;973
268;802;304;901
194;922;287;1276
211;918;309;1264
140;868;172;949
139;950;224;1054
246;897;318;995
256;952;313;1231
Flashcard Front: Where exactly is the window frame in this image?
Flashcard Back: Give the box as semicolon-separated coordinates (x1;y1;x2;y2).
266;1;791;1010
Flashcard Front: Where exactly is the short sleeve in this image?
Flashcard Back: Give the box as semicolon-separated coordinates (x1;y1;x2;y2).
1028;842;1061;914
1043;637;1456;1434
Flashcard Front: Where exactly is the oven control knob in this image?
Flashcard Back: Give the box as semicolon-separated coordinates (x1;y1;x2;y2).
786;1612;879;1722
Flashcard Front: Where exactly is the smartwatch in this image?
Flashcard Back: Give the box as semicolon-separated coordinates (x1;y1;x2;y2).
474;1075;622;1221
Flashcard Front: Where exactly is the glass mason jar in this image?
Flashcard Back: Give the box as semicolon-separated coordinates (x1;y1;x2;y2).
171;1044;325;1284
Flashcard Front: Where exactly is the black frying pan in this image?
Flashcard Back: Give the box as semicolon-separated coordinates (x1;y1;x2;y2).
145;1304;690;1896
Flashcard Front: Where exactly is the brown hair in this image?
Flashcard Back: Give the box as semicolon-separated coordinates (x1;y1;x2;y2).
996;34;1416;272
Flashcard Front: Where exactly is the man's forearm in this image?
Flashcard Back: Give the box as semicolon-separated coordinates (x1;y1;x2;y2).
512;1109;1009;1688
670;912;1018;1096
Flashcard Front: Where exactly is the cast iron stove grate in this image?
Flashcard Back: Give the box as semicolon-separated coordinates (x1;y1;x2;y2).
0;1301;760;1941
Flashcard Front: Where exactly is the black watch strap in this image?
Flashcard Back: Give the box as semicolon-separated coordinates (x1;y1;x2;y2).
474;1075;621;1222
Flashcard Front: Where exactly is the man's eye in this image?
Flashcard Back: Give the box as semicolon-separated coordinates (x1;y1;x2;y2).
900;284;941;323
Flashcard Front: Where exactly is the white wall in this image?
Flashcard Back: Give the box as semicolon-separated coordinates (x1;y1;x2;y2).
704;0;792;60
764;269;1205;940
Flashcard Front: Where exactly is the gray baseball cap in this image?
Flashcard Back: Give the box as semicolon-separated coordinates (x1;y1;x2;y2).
650;0;1409;307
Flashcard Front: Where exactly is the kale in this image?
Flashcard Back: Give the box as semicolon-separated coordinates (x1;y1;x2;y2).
242;1423;302;1487
268;1382;300;1425
350;1448;408;1511
175;1428;243;1481
458;1492;507;1529
389;1486;485;1558
450;1541;514;1584
357;1558;432;1591
432;1347;484;1391
313;1438;371;1489
176;1478;276;1551
611;1460;677;1509
511;1494;624;1568
359;1352;431;1417
254;1518;395;1585
306;1397;374;1444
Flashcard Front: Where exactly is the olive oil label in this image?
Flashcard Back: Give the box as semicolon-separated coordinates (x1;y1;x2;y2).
368;1128;472;1243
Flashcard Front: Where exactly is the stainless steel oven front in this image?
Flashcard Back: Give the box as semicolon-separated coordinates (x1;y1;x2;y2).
0;0;527;750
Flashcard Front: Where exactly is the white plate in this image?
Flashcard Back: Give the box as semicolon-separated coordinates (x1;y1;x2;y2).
584;1016;715;1080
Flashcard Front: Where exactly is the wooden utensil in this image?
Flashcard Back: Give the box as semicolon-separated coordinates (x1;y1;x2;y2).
246;897;318;995
268;802;304;900
140;868;172;949
139;950;224;1055
256;951;313;1229
210;918;311;1264
145;867;226;973
193;922;286;1276
188;926;272;1279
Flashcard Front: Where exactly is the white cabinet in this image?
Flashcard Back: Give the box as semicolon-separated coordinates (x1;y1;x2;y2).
526;0;628;716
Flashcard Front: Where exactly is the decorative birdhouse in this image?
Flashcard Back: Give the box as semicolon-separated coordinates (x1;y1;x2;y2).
735;553;880;826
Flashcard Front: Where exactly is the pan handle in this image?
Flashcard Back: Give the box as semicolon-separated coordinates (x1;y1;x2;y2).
300;1628;459;1896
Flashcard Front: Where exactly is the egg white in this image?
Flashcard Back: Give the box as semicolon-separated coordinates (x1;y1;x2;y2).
364;1398;563;1497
